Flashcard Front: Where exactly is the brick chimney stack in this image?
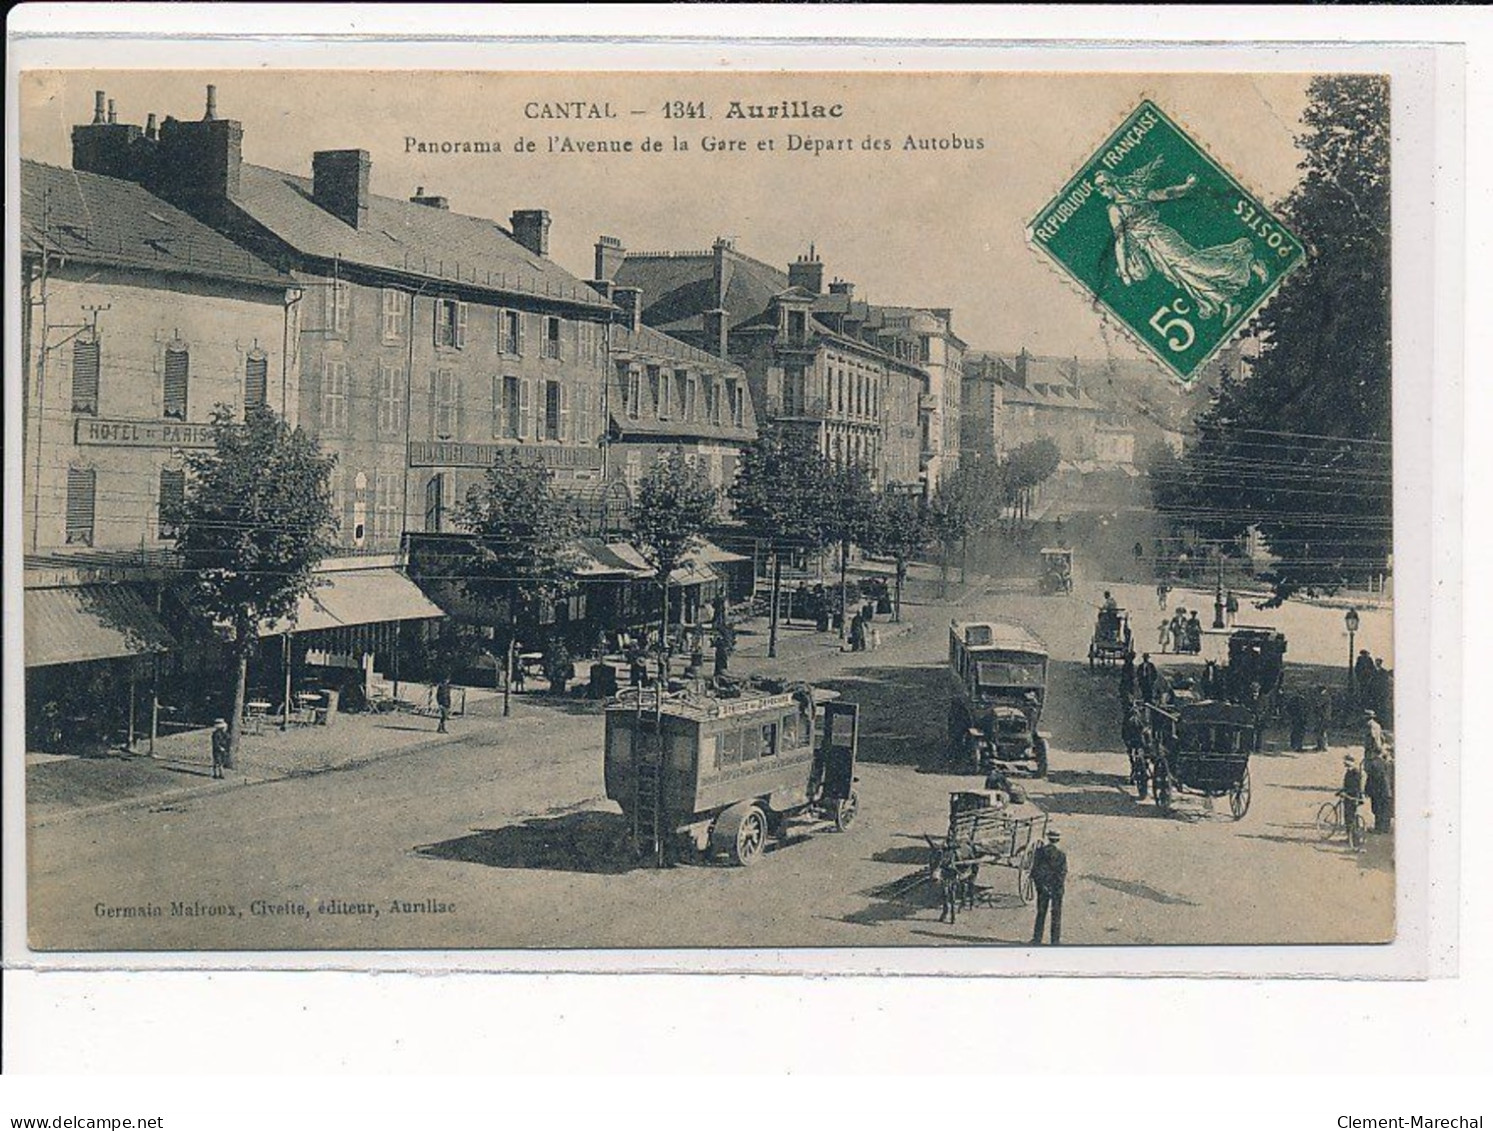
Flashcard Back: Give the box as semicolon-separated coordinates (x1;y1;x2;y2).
511;209;551;257
788;244;824;294
149;86;244;218
594;235;625;280
312;149;371;229
72;89;152;183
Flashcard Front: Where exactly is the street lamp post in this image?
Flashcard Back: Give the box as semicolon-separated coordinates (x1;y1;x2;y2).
1345;607;1361;694
1212;548;1226;629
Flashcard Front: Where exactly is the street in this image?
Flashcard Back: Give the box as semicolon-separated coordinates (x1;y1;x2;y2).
26;578;1394;950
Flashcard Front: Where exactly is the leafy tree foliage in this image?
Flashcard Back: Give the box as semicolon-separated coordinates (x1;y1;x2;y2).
632;448;719;661
455;453;581;638
928;455;1006;589
729;430;834;656
862;487;933;622
170;402;338;759
823;460;877;638
1162;75;1391;598
1003;437;1061;522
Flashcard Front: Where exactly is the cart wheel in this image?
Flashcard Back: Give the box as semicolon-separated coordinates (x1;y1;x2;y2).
1033;736;1049;779
1314;800;1340;841
1230;769;1252;820
833;791;859;832
712;802;768;866
1017;850;1036;904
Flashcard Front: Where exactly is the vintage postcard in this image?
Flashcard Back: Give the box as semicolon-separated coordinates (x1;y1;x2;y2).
11;61;1427;963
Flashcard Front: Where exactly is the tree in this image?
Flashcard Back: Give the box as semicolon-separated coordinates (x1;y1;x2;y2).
1168;75;1391;599
729;430;833;657
863;487;932;622
631;449;719;676
928;456;1004;593
455;454;581;712
169;402;338;762
822;460;877;641
1003;437;1061;525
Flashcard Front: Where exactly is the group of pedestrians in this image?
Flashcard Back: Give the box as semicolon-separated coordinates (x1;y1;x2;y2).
1339;708;1394;846
1158;607;1203;654
1352;648;1394;724
847;602;881;653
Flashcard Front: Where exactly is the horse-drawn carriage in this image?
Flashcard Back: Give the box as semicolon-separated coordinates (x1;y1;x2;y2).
1135;699;1254;819
1089;606;1132;670
1038;547;1074;595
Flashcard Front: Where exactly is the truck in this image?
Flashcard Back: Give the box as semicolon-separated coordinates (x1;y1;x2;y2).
604;680;860;867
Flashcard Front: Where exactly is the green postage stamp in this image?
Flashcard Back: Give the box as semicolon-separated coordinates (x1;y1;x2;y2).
1029;99;1305;383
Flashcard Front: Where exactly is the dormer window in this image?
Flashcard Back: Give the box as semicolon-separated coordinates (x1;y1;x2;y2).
787;310;807;342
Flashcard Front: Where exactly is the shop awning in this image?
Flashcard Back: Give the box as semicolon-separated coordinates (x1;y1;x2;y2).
25;585;176;668
260;568;445;636
573;538;651;579
603;542;721;588
693;538;751;566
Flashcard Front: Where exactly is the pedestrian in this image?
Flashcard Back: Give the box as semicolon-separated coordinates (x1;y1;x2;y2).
1170;608;1186;652
1340;753;1366;850
1030;827;1067;945
1314;685;1333;751
1137;652;1158;704
1156;580;1171;610
1373;659;1392;724
512;639;528;694
1102;590;1119;612
1353;649;1376;708
870;623;881;651
210;718;231;779
849;612;866;653
1286;691;1307;752
435;677;452;734
546;644;575;696
1157;618;1171;654
1225;590;1239;627
1363;708;1386;761
1364;743;1394;835
1186;610;1203;653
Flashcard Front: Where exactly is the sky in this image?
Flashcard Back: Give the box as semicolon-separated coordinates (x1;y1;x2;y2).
19;69;1313;363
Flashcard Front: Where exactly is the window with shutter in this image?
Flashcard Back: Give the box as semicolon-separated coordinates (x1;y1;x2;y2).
163;342;189;420
322;360;349;433
627;368;642;420
432;368;457;438
518;378;532;439
158;467;185;539
377;363;404;434
244;350;269;408
686;374;698;421
500;310;523;355
649;366;663;419
456;302;468;350
325;279;351;335
71;338;100;414
559;381;571;442
66;467;96;546
424;474;444;532
543;381;561;442
544;317;561;359
381;287;405;342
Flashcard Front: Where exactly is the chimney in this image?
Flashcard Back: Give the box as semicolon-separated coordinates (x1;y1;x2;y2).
587;279;615;301
594;234;625;280
613;286;643;334
712;237;735;306
312;149;371;229
409;186;449;209
702;308;730;360
511;209;551;257
828;278;854;298
1015;347;1030;389
149;87;243;213
145;113;158;140
204;84;218;120
788;244;824;294
72;90;150;182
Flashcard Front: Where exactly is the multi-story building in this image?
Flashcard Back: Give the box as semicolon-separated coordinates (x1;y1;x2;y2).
68;85;619;555
601;236;942;493
20;154;300;750
595;283;757;508
962;348;1108;461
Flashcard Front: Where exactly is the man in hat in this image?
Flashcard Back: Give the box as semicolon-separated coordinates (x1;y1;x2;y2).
1137;653;1158;705
1363;709;1386;761
1030;827;1068;945
210;718;231;780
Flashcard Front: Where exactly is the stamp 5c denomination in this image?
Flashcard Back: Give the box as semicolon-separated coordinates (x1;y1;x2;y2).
1029;99;1305;383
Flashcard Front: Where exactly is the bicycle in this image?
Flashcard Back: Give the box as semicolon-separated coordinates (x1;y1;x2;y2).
1314;793;1367;851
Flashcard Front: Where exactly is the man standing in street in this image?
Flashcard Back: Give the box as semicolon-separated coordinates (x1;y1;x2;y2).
1225;590;1240;627
435;677;453;734
210;718;231;780
1354;649;1376;708
1364;741;1394;835
1314;685;1334;751
1030;828;1067;945
1340;753;1367;851
1137;653;1158;705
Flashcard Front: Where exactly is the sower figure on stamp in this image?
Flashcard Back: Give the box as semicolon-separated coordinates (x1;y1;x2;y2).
1030;827;1067;945
210;718;231;780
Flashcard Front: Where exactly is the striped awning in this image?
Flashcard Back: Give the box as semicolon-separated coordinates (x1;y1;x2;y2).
25;585;175;668
259;568;445;636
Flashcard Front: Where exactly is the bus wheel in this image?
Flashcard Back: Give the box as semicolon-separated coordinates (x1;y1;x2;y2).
712;802;768;866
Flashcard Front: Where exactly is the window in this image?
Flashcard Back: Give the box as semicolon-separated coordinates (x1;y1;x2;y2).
705;378;720;425
432;367;458;438
500;310;523;355
162;340;189;420
496;375;522;439
784;366;806;416
66;466;96;546
158;468;185;540
71;337;100;414
435;298;467;349
351;471;368;547
543;380;562;442
626;367;642;420
377;362;404;434
727;380;744;427
674;370;689;420
757;722;778;760
919;335;932;363
686;374;698;421
424;473;445;532
381;287;406;343
322;359;349;433
788;310;807;341
544;316;561;359
325;278;350;335
374;470;400;541
648;366;663;418
624;450;643;492
573;385;591;443
244;349;269;408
